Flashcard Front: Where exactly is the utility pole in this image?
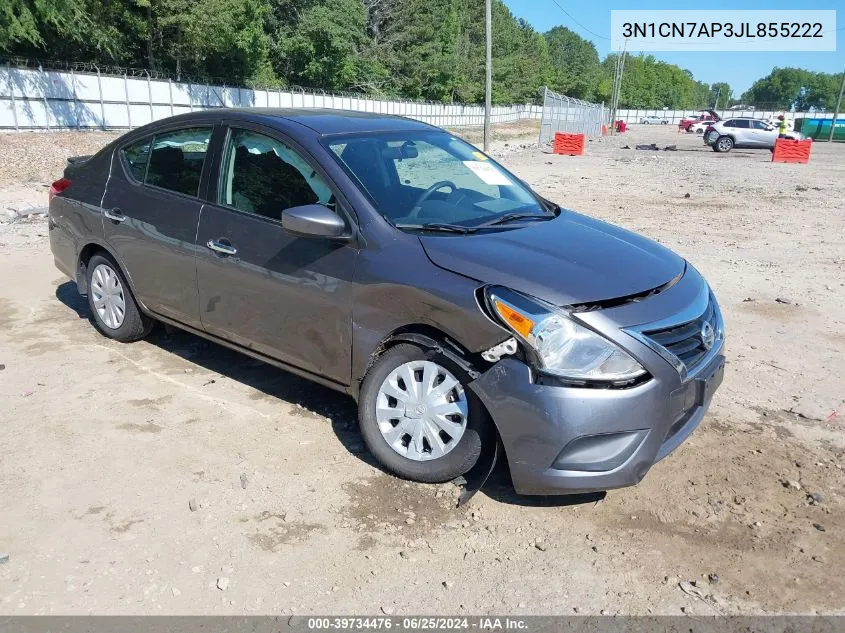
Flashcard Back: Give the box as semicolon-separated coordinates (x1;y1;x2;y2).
829;64;845;142
484;0;492;152
609;40;627;134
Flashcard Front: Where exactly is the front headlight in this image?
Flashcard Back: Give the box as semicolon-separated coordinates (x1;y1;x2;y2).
485;287;646;384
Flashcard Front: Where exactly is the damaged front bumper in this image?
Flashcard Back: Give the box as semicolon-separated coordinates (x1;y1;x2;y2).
468;266;725;496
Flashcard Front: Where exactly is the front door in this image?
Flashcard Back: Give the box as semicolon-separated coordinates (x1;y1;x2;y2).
195;124;358;385
102;126;214;327
750;119;778;147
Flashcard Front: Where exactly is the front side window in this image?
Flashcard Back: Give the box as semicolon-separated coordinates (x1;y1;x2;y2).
327;131;547;228
751;120;769;130
122;137;151;182
220;129;333;221
145;127;212;197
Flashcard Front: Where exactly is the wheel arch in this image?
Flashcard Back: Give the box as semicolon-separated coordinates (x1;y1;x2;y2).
75;241;138;300
353;323;489;398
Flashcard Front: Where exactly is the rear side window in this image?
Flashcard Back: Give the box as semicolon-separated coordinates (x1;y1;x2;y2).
146;127;212;197
733;120;750;129
122;138;151;182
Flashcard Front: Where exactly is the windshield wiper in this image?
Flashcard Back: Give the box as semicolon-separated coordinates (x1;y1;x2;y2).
477;212;556;227
395;222;478;234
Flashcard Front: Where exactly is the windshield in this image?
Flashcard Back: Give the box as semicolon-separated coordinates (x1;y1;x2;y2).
325;131;549;229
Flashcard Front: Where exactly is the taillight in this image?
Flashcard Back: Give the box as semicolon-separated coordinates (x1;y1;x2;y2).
49;178;72;202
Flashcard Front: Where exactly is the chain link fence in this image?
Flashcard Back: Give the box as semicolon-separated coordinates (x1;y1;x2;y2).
538;87;605;146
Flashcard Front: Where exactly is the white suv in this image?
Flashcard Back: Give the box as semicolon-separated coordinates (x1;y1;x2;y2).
705;118;805;152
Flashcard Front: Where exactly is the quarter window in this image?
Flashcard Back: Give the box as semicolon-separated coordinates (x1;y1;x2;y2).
121;137;151;182
220;129;334;221
145;127;212;197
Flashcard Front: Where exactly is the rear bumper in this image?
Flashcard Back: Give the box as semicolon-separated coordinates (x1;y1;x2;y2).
470;352;724;495
48;208;76;280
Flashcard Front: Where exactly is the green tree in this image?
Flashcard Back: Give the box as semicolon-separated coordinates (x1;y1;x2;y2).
742;67;842;110
544;26;600;100
708;82;731;109
269;0;370;90
152;0;272;84
1;0;87;50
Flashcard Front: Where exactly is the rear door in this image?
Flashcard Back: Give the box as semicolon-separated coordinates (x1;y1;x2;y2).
194;122;359;385
102;125;215;328
730;119;752;146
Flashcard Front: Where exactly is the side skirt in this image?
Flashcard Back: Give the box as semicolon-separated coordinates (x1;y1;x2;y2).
147;311;354;398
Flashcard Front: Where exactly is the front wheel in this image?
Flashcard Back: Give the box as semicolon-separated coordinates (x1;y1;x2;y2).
714;136;734;153
357;343;491;483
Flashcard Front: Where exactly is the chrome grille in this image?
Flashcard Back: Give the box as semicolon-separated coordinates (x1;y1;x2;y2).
644;300;718;372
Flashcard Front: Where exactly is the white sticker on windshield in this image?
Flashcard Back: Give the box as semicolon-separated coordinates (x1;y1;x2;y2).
462;161;513;186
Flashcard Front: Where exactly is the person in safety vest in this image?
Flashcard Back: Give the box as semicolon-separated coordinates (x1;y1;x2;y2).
777;114;790;137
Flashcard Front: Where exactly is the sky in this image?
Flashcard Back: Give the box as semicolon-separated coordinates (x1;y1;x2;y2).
502;0;844;97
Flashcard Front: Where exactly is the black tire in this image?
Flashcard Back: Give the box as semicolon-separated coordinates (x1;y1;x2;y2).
358;343;491;483
85;252;153;342
714;135;734;153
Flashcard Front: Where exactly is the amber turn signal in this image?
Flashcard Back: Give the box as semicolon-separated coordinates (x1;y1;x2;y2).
492;299;534;338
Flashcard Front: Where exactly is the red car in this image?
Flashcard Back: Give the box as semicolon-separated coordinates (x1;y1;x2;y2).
679;110;720;132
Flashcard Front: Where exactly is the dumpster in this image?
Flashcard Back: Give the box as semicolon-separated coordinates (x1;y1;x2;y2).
794;118;845;141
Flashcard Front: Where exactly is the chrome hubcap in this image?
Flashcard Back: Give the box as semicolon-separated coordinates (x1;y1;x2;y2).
719;138;731;150
376;360;468;461
91;263;126;329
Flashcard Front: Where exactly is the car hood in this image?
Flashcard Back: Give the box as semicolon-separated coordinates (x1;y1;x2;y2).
419;210;685;307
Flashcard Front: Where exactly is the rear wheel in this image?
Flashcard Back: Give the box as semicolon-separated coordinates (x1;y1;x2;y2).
714;136;734;153
358;343;491;483
85;252;152;342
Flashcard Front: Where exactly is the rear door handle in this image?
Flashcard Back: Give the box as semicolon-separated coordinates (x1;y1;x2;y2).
103;208;126;222
206;239;237;256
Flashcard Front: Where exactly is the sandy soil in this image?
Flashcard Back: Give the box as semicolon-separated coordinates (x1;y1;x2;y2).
1;125;844;616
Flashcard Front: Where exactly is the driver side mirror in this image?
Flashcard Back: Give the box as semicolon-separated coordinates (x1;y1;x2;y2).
282;204;348;240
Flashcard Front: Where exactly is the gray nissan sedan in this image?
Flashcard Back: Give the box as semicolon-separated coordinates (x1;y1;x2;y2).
48;109;725;496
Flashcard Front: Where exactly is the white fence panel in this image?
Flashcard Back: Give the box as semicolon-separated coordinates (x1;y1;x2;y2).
1;65;544;131
149;79;171;103
126;77;149;102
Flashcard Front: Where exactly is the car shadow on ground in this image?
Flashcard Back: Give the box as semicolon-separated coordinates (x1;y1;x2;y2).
56;280;608;509
477;460;607;508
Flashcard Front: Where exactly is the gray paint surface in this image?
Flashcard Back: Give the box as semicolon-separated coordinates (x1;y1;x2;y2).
48;108;725;496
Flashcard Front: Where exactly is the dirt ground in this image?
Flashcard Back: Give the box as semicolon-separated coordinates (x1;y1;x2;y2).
1;124;844;616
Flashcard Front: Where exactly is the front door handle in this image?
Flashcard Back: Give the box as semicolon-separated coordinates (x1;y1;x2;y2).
206;239;237;256
103;208;126;222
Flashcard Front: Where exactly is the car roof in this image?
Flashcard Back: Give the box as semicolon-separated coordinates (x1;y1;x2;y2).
145;108;437;136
